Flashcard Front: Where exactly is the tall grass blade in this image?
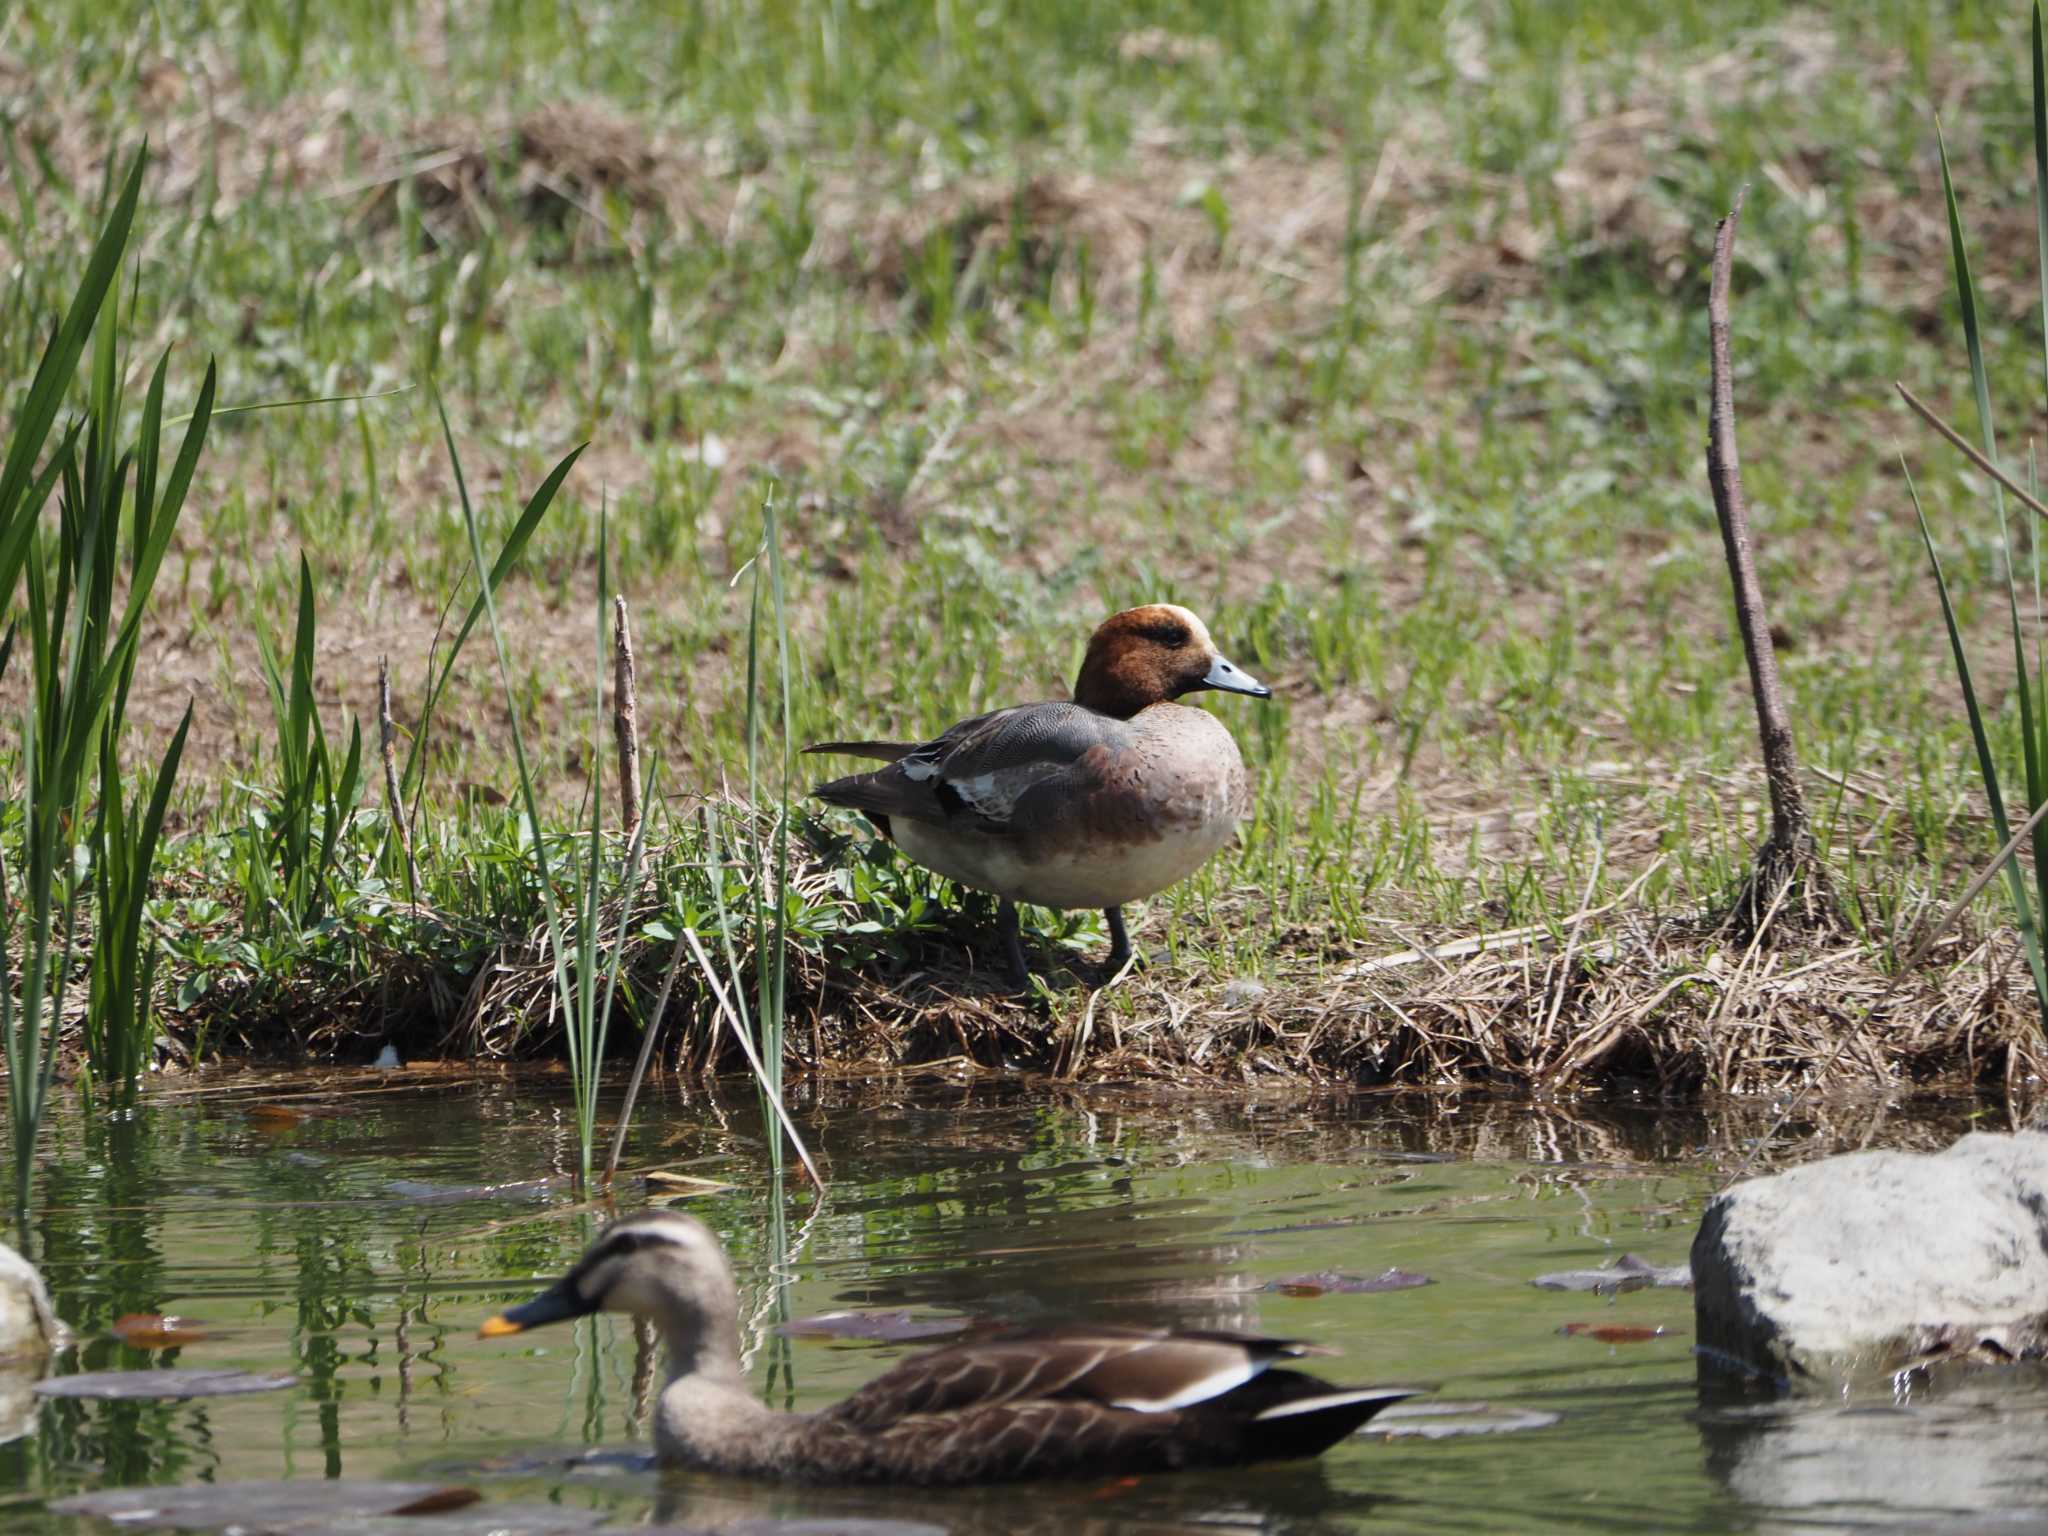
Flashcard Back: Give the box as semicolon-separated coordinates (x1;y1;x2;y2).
2030;1;2048;966
0;148;143;557
432;387;605;1177
1907;464;2048;1017
399;446;583;808
1943;121;2048;965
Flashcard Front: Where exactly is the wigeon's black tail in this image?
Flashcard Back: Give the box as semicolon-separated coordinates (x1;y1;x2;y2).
802;740;915;763
806;748;914;840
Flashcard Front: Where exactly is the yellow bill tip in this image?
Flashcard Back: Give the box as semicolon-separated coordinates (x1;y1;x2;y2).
477;1314;526;1339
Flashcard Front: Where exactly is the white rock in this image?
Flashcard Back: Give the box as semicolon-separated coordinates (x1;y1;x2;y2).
0;1240;72;1446
0;1243;69;1364
1692;1131;2048;1387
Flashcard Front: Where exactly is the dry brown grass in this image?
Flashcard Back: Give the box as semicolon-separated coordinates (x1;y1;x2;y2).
214;796;2031;1101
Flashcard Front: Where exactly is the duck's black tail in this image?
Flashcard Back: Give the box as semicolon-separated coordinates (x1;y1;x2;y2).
1235;1374;1420;1461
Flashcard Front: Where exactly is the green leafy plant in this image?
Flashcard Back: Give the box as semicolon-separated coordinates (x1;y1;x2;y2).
252;553;365;929
0;148;215;1208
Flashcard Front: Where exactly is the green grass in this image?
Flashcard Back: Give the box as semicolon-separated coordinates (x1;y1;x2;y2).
3;0;2048;1080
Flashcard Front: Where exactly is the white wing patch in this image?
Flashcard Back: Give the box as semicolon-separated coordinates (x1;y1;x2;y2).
1108;1358;1258;1413
947;763;1058;827
1252;1387;1417;1421
951;771;1001;808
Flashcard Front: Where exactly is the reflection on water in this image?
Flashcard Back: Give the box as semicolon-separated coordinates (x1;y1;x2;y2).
1700;1371;2048;1533
0;1076;2016;1533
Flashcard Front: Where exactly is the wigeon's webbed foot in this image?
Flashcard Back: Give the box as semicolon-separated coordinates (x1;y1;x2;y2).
1102;906;1137;978
997;899;1031;992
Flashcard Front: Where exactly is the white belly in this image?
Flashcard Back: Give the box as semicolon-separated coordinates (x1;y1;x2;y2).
894;812;1237;910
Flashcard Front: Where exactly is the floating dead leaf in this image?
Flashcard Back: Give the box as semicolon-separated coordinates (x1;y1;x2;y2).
1530;1253;1691;1294
386;1486;484;1514
52;1480;605;1533
776;1310;970;1343
35;1368;293;1400
1263;1268;1433;1297
712;1522;948;1535
641;1169;733;1194
1559;1323;1678;1344
112;1313;210;1349
244;1104;306;1127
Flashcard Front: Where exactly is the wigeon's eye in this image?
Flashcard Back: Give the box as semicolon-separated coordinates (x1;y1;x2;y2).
1141;621;1191;647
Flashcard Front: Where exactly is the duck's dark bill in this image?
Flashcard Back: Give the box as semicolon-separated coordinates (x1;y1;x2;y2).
1200;654;1272;698
478;1282;588;1337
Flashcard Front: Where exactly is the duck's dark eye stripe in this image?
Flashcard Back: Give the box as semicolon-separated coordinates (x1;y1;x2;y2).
572;1225;683;1282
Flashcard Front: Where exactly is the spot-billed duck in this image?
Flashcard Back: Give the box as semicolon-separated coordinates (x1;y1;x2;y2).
479;1209;1415;1484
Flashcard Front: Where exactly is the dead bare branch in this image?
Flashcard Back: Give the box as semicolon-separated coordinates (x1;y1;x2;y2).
1706;186;1837;938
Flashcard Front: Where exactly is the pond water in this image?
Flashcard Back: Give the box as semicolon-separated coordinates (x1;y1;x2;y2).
0;1074;2035;1535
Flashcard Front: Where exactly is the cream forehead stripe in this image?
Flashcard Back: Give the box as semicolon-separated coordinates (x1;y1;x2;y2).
1156;604;1213;649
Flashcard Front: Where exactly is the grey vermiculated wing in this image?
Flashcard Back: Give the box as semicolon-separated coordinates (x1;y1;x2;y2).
812;703;1110;832
910;703;1113;830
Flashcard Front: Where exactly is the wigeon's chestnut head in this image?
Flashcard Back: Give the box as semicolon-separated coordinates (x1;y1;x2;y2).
807;604;1273;989
1073;604;1272;719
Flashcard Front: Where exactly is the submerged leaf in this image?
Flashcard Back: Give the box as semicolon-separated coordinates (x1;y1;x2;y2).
1531;1253;1691;1294
382;1177;552;1204
1263;1268;1433;1297
1375;1401;1562;1439
35;1368;292;1400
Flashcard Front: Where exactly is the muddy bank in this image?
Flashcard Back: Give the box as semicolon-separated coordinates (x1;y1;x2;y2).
162;841;2045;1098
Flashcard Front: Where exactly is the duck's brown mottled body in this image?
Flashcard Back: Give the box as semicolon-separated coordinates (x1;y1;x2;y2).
481;1211;1418;1487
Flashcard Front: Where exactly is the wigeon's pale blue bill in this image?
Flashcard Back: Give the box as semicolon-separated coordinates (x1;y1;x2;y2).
1200;653;1271;698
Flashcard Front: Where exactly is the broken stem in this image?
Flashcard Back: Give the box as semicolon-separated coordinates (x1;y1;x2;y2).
613;595;642;846
1896;382;2048;526
377;657;418;906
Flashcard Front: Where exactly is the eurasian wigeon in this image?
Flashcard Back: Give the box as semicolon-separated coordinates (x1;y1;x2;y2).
807;604;1272;985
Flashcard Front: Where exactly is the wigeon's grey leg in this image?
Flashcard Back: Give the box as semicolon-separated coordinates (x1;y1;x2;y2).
997;899;1030;990
1104;906;1132;972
